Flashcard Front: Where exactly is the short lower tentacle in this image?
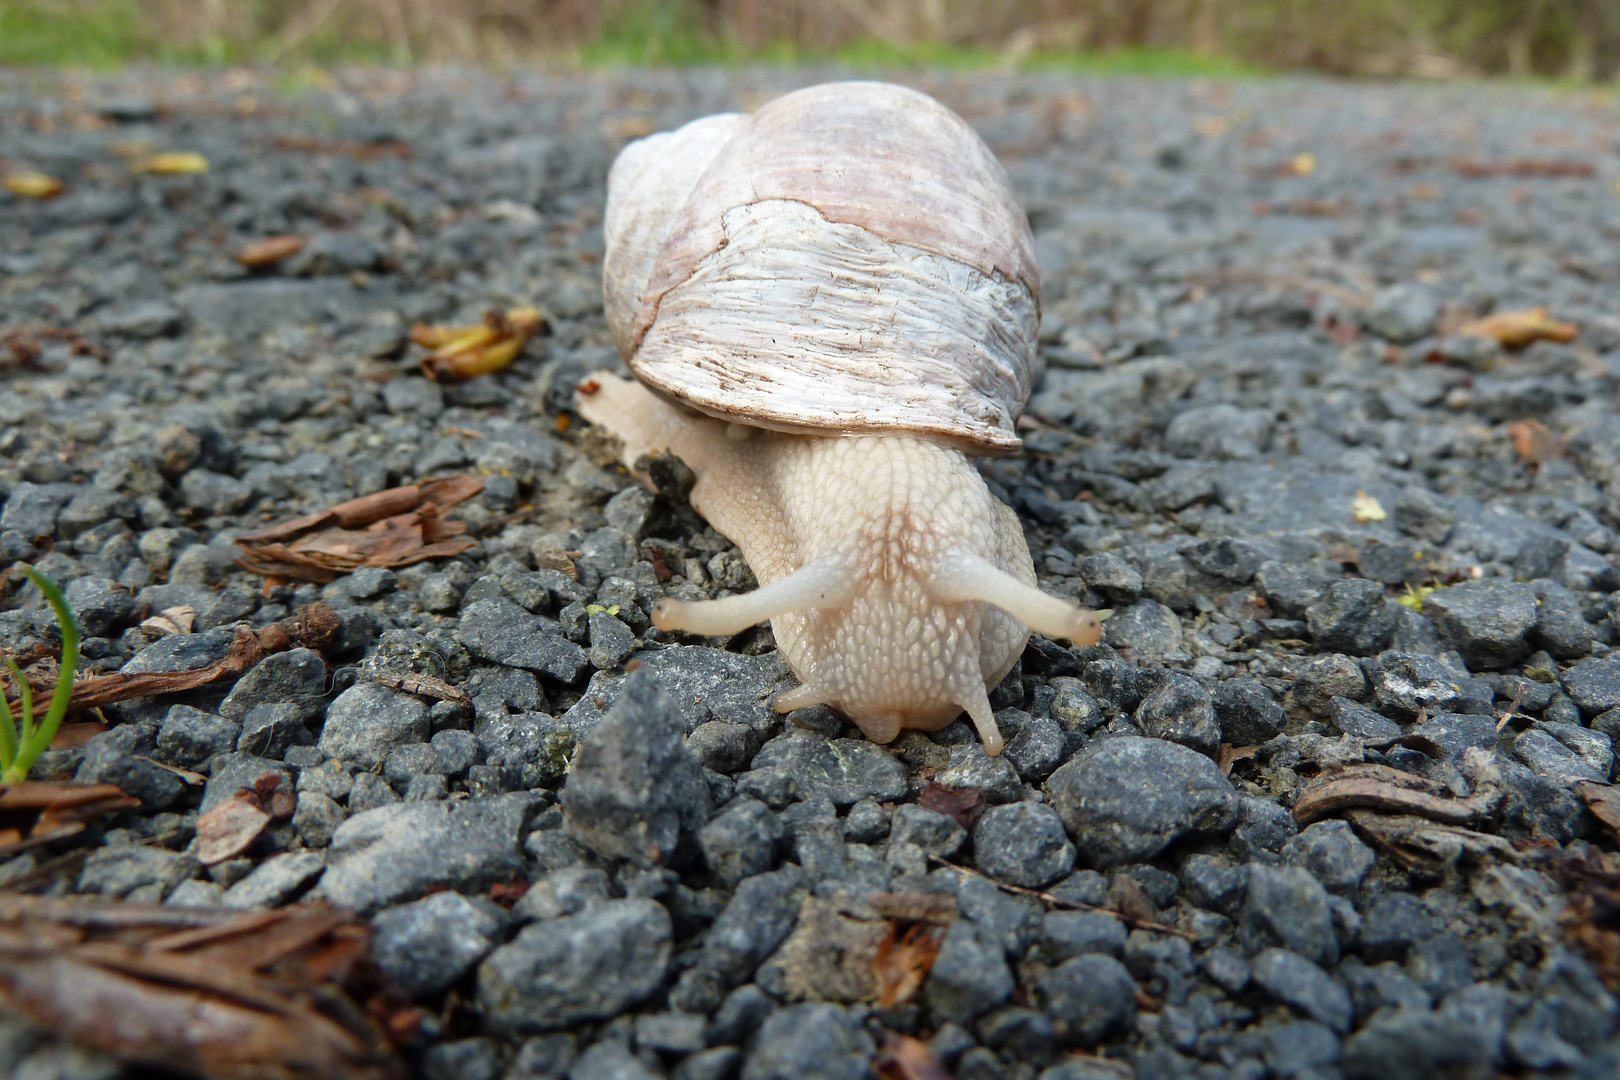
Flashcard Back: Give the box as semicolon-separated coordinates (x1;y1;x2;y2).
653;547;858;637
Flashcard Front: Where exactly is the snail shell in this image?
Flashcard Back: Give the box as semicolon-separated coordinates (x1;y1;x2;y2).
578;82;1098;756
603;81;1039;453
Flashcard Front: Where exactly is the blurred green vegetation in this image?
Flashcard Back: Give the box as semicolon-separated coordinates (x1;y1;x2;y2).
0;0;1615;80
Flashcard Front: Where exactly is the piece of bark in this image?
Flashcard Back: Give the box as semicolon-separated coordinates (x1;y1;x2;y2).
0;895;403;1080
1292;764;1496;826
6;603;341;720
0;782;139;858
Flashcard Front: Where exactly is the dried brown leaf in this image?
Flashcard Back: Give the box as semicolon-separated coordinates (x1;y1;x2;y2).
868;892;958;926
1508;419;1563;468
875;1032;952;1080
0;782;139;858
918;782;986;832
873;920;947;1009
195;790;272;865
1577;782;1620;842
1450;157;1596;178
236;480;483;583
1456;306;1578;348
237;234;308;267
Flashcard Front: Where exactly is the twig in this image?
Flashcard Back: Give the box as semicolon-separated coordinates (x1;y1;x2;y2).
928;856;1195;940
268;0;348;66
1189;268;1370;308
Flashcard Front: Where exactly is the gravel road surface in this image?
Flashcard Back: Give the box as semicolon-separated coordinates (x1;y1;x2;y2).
4;66;1620;1080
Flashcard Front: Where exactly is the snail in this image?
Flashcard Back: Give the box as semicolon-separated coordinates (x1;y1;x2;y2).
574;81;1100;756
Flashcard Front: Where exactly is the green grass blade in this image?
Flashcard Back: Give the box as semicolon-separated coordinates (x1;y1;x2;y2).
3;567;79;783
5;654;33;752
0;658;19;774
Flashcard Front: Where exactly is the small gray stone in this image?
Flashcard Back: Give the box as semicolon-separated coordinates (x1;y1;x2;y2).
1283;819;1376;895
740;732;907;808
155;704;240;768
371;890;508;999
237;702;315;758
180;469;252;515
1367;283;1438;342
890;804;967;859
512;867;611;922
700;797;784;885
924;919;1015;1025
973;802;1075;888
222;851;325;909
561;669;713;867
1101;598;1183;661
1561;656;1620;716
1329;697;1403;740
1241;863;1340;965
1423;580;1538;671
1511;728;1607;785
686;721;758;774
1306;579;1399;656
318;682;430;770
477;898;672;1033
1039;909;1128;963
1046;736;1239;868
61;576;134;637
741;1002;875;1080
1212;679;1286;746
455;598;590;682
1252;947;1353;1032
292;790;346;847
322;793;540;913
1372;652;1463;718
1039;953;1138;1046
588;610;637;670
78;845;195;899
199;753;293;813
1132;673;1220;755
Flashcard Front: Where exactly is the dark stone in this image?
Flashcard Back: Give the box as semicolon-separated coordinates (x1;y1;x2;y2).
1076;552;1142;602
370;890;508;1000
682;867;806;996
235;698;316;759
61;576;134;637
1372;652;1465;718
455;598;590;682
1132;673;1220;756
1423;580;1538;670
1291;653;1369;714
1407;934;1474;999
740;732;907;808
561;669;713;868
1529;578;1596;660
1241;863;1339;965
1039;909;1128;963
1230;796;1299;862
955;875;1043;961
1341;1006;1493;1080
477;898;672;1034
1180;854;1247;915
1329;697;1403;740
318;682;429;769
322;793;540;913
154;704;239;768
972;802;1075;888
1256;561;1332;620
741;1003;875;1080
1282;820;1376;895
924;919;1015;1025
1046;736;1239;868
1358;892;1440;963
75;724;184;809
1212;679;1286;746
1180;537;1273;583
1252;948;1353;1032
1263;1020;1342;1078
1101;599;1183;661
1562;657;1620;716
1039;953;1138;1046
1306;579;1399;655
700;798;784;885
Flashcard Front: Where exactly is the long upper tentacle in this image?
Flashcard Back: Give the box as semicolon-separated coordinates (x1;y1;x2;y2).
930;549;1102;645
652;547;858;637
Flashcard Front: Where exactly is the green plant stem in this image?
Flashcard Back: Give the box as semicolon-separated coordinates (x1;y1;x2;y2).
0;567;80;784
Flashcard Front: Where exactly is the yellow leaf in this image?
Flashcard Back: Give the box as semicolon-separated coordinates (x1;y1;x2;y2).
135;152;209;175
1352;490;1387;523
3;171;64;199
1456;306;1577;348
1291;152;1316;176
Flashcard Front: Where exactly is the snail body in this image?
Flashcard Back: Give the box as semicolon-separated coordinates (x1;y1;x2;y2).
576;82;1100;755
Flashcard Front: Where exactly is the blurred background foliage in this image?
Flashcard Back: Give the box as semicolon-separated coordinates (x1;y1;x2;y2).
1;0;1617;79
